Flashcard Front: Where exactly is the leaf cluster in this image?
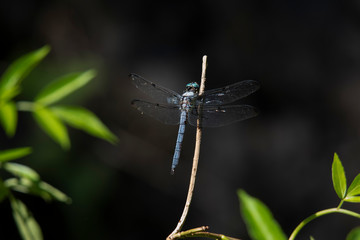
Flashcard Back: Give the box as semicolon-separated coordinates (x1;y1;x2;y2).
0;46;118;239
237;153;360;240
0;45;117;147
0;147;71;240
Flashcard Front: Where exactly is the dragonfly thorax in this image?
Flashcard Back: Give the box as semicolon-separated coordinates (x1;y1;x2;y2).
182;91;197;98
180;91;198;112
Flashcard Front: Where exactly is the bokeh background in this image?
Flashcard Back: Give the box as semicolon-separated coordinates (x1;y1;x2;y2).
1;0;360;239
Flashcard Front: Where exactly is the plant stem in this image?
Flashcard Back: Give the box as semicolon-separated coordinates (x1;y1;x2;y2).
167;55;208;240
289;208;360;240
16;101;35;112
337;199;344;209
170;226;241;240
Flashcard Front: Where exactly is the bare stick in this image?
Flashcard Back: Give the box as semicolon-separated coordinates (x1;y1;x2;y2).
167;55;208;239
170;226;242;240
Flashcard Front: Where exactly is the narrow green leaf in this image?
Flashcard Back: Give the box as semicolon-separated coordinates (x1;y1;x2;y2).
0;101;17;137
346;227;360;240
0;178;9;202
344;196;360;203
0;147;32;163
5;178;52;201
4;178;33;195
33;106;70;149
38;181;72;204
51;105;118;144
0;86;21;101
4;163;40;181
347;174;360;197
35;69;96;106
5;178;71;203
0;45;50;100
10;197;43;240
332;153;347;199
238;189;287;240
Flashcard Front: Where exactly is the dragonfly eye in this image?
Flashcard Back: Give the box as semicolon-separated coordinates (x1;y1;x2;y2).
186;82;200;92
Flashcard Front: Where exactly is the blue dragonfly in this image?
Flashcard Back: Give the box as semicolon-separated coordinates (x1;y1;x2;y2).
130;73;259;174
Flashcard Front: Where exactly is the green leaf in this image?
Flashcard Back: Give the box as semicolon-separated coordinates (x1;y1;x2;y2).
5;178;52;201
0;100;17;137
0;147;32;163
346;227;360;240
4;178;32;195
33;106;70;149
344;196;360;203
10;196;43;240
5;178;71;204
35;69;96;106
38;181;71;204
0;45;50;100
0;178;9;202
347;174;360;197
332;153;347;199
3;163;40;181
51;105;118;144
0;86;21;102
238;189;287;240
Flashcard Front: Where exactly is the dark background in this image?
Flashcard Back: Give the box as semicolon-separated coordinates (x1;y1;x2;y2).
1;0;360;239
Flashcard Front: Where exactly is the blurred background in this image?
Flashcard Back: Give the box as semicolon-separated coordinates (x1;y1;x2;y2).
1;0;360;239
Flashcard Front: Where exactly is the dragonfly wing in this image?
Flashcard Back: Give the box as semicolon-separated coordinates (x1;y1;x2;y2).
201;80;260;105
130;74;181;105
132;100;181;125
188;105;258;127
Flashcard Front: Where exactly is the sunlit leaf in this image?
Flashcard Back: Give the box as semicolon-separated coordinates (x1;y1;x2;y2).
10;196;43;240
332;153;347;199
0;147;32;163
0;86;21;102
3;163;40;182
0;101;17;137
4;178;32;194
51;105;118;144
347;174;360;197
344;196;360;203
0;45;50;101
238;189;287;240
346;227;360;240
33;106;70;149
35;69;96;106
5;178;71;204
5;178;52;201
38;181;71;204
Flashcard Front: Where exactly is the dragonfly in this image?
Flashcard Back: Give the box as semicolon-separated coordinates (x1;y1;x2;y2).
130;73;260;174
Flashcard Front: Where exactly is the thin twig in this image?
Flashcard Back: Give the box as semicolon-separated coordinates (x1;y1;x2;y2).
289;207;360;240
170;226;242;240
167;55;208;239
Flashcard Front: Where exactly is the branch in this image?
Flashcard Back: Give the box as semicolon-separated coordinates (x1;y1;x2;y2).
171;226;242;240
167;55;208;239
289;207;360;240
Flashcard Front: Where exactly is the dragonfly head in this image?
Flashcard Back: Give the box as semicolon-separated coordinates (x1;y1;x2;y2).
185;82;200;93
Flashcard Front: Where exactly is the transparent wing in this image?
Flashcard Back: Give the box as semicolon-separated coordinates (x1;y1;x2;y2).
131;100;181;125
130;73;181;105
188;105;258;127
201;80;260;105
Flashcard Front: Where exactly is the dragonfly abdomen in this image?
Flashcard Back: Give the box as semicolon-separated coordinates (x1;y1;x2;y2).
171;111;187;174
